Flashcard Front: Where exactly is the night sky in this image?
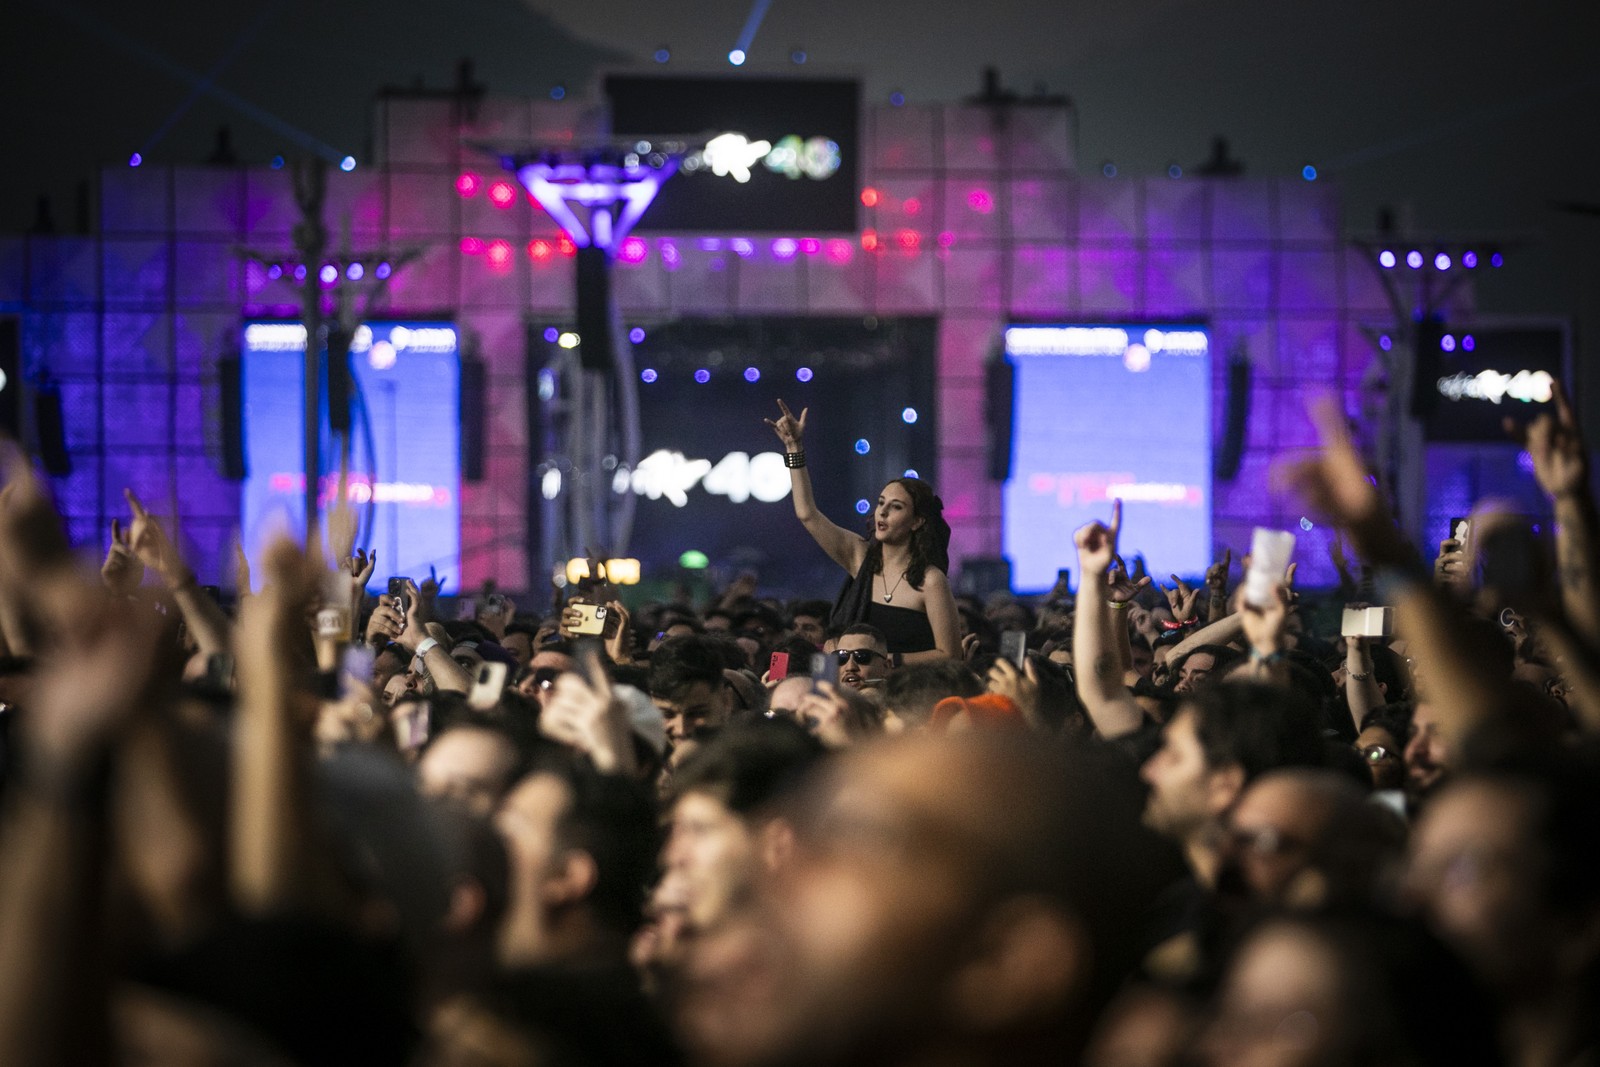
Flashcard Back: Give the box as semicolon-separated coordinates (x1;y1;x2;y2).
5;0;1598;359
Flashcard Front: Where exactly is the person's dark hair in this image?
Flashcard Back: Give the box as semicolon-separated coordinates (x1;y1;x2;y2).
789;599;832;626
862;477;951;589
444;620;499;647
1185;681;1325;782
1361;700;1415;742
1169;644;1244;687
546;764;659;934
671;717;825;815
1368;643;1412;699
770;633;821;668
419;712;526;779
734;603;785;635
883;661;985;727
504;621;540;642
1028;654;1089;734
839;622;888;651
648;635;731;700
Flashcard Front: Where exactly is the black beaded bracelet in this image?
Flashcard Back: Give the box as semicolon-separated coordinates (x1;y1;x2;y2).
784;450;807;469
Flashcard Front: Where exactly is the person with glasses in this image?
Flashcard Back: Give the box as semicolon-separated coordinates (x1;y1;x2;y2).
834;624;892;692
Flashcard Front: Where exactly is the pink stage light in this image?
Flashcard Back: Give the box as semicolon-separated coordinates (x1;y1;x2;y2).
896;229;921;251
937;231;955;248
456;172;482;198
488;181;517;209
528;239;554;262
486;240;513;270
772;238;798;260
826;239;854;263
966;188;994;214
903;197;922;215
799;238;821;255
731;238;754;258
460;237;484;255
861;187;880;207
619;236;649;263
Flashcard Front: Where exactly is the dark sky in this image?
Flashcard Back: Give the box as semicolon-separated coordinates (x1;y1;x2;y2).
6;0;1598;337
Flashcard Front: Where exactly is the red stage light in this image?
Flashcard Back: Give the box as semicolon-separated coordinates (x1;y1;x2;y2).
456;172;481;198
896;229;921;250
488;181;517;209
528;239;553;262
486;240;512;269
861;187;880;207
558;235;577;257
861;229;880;252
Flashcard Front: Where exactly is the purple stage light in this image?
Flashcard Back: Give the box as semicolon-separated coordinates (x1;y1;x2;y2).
771;238;798;260
889;91;905;106
1491;252;1504;267
375;261;391;279
629;327;646;344
640;368;658;383
1301;164;1318;181
698;238;722;251
544;327;560;343
267;264;283;280
855;499;871;514
319;264;339;286
654;47;670;62
129;152;142;167
1462;251;1478;268
346;262;364;280
1406;250;1424;269
293;264;307;282
339;156;356;172
901;407;918;423
694;369;711;383
796;367;814;382
271;155;285;169
743;367;761;382
1379;335;1392;351
1434;252;1451;271
903;469;918;479
1517;451;1535;475
854;438;870;454
1441;334;1456;352
1378;250;1397;268
728;49;746;65
1462;335;1475;351
661;241;681;268
619;236;648;263
731;238;754;258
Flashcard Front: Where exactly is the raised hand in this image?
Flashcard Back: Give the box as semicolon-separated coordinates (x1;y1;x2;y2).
365;594;406;646
1106;556;1152;605
763;399;808;451
986;656;1043;731
1205;548;1232;592
101;517;145;596
1508;380;1588;499
1163;574;1200;623
234;541;253;597
420;564;444;600
1279;397;1402;565
538;649;636;775
1238;581;1291;661
124;488;184;582
1073;498;1126;577
343;548;377;587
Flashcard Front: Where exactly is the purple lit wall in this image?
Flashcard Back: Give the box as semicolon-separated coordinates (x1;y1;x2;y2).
0;91;1470;591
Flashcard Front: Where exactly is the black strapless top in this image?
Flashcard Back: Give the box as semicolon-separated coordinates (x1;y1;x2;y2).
865;601;937;655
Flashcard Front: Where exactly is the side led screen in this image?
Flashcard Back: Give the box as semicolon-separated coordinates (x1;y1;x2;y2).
1002;324;1212;591
1422;323;1567;442
241;321;461;593
604;74;860;233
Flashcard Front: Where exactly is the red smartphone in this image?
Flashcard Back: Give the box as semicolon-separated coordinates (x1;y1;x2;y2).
769;652;790;681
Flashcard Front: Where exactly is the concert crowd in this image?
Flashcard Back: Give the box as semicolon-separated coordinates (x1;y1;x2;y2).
0;390;1596;1067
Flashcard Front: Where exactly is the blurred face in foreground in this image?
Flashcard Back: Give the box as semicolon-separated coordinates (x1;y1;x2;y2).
664;790;760;933
1202;922;1343;1067
677;737;1095;1067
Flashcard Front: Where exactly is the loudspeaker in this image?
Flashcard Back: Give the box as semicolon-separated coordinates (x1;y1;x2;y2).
574;246;614;371
984;354;1014;482
33;384;70;476
1215;345;1251;482
0;319;20;440
461;358;486;482
218;356;247;480
326;328;352;434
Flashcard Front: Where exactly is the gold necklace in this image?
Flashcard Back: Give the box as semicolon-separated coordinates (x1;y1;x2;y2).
883;569;908;603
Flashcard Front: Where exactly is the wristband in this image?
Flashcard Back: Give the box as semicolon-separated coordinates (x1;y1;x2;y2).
413;636;439;659
1347;669;1372;681
1249;648;1283;664
1160;618;1196;631
784;450;807;469
1108;600;1130;610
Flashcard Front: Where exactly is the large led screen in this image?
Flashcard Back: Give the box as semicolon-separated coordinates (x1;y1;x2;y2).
1003;324;1211;591
241;321;461;593
543;317;935;600
604;74;860;234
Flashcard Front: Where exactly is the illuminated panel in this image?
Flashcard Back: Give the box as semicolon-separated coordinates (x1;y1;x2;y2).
1003;324;1211;590
240;321;460;593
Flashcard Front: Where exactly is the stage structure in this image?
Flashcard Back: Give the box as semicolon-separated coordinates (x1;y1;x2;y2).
489;141;679;576
3;77;1505;592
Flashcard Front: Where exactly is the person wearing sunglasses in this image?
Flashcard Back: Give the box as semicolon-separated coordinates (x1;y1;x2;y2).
835;624;892;691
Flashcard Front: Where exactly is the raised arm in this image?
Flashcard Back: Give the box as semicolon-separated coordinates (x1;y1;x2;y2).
125;489;231;657
1071;501;1146;740
1511;381;1600;647
765;399;867;573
